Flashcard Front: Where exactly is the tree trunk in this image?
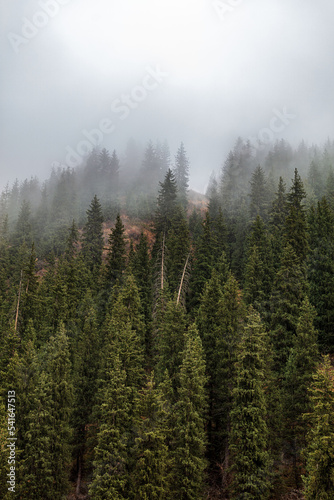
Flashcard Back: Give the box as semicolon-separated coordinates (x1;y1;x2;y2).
75;451;82;498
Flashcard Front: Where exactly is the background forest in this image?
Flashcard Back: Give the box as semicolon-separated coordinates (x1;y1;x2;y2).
1;137;334;499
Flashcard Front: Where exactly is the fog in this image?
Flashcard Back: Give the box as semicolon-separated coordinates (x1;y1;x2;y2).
1;0;334;192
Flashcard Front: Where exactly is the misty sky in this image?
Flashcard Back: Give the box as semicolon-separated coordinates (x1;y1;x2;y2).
1;0;334;192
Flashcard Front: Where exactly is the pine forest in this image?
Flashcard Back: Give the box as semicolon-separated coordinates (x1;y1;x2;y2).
2;137;334;499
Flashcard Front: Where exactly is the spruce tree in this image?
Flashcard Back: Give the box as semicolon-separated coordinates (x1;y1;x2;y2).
172;325;208;499
308;198;334;351
229;308;271;499
308;159;324;200
302;356;334;498
188;208;203;244
270;243;308;373
72;290;100;493
22;324;73;499
17;243;40;334
269;176;288;267
132;232;153;328
141;140;162;193
129;372;172;499
105;213;127;290
90;278;146;498
44;323;73;495
108;273;146;352
173;142;189;210
155;299;187;395
154;168;178;238
20;370;56;498
196;269;225;462
89;355;132;500
243;216;274;316
82;195;104;276
325;168;334;210
283;297;319;489
12;199;33;248
249;165;268;220
166;206;190;295
284;168;309;263
188;211;216;312
197;271;245;473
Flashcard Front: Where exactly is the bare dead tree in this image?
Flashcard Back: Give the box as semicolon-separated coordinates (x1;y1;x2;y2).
14;270;23;333
177;253;191;306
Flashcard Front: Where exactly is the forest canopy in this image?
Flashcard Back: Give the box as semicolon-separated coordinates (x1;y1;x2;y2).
1;137;334;499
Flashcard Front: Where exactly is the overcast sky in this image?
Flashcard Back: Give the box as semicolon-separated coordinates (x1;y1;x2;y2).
1;0;334;192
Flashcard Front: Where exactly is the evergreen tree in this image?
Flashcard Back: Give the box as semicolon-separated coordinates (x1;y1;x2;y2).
155;299;187;395
82;195;104;276
211;206;228;260
89;355;132;500
12;199;33;247
108;273;146;350
141;141;162;193
157;139;171;175
154;168;178;238
173;142;189;210
130;372;172;499
105;213;127;290
243;216;274;316
17;243;40;334
196;269;224;462
64;219;79;261
325;168;334;210
229;308;271;499
22;324;73;499
166;206;190;295
20;370;55;498
283;297;319;489
188;211;216;312
132;232;153;355
72;291;100;493
302;356;334;498
270;243;308;373
249;165;268;220
188;208;203;244
197;271;245;475
308;159;324;200
172;325;208;499
90;277;146;497
284;168;309;263
269;177;288;266
308;198;334;351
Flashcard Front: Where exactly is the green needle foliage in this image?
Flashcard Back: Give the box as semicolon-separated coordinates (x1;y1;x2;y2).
229;308;271;500
82;195;104;276
89;355;132;500
21;324;73;499
283;297;319;488
130;372;172;499
270;243;308;373
105;213;127;289
155;299;187;396
172;324;208;500
303;356;334;499
284;168;309;264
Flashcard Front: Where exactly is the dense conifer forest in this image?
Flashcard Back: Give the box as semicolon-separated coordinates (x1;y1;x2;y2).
1;137;334;499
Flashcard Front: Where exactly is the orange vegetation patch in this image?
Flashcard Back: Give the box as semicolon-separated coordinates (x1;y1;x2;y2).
102;214;155;257
187;190;208;216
